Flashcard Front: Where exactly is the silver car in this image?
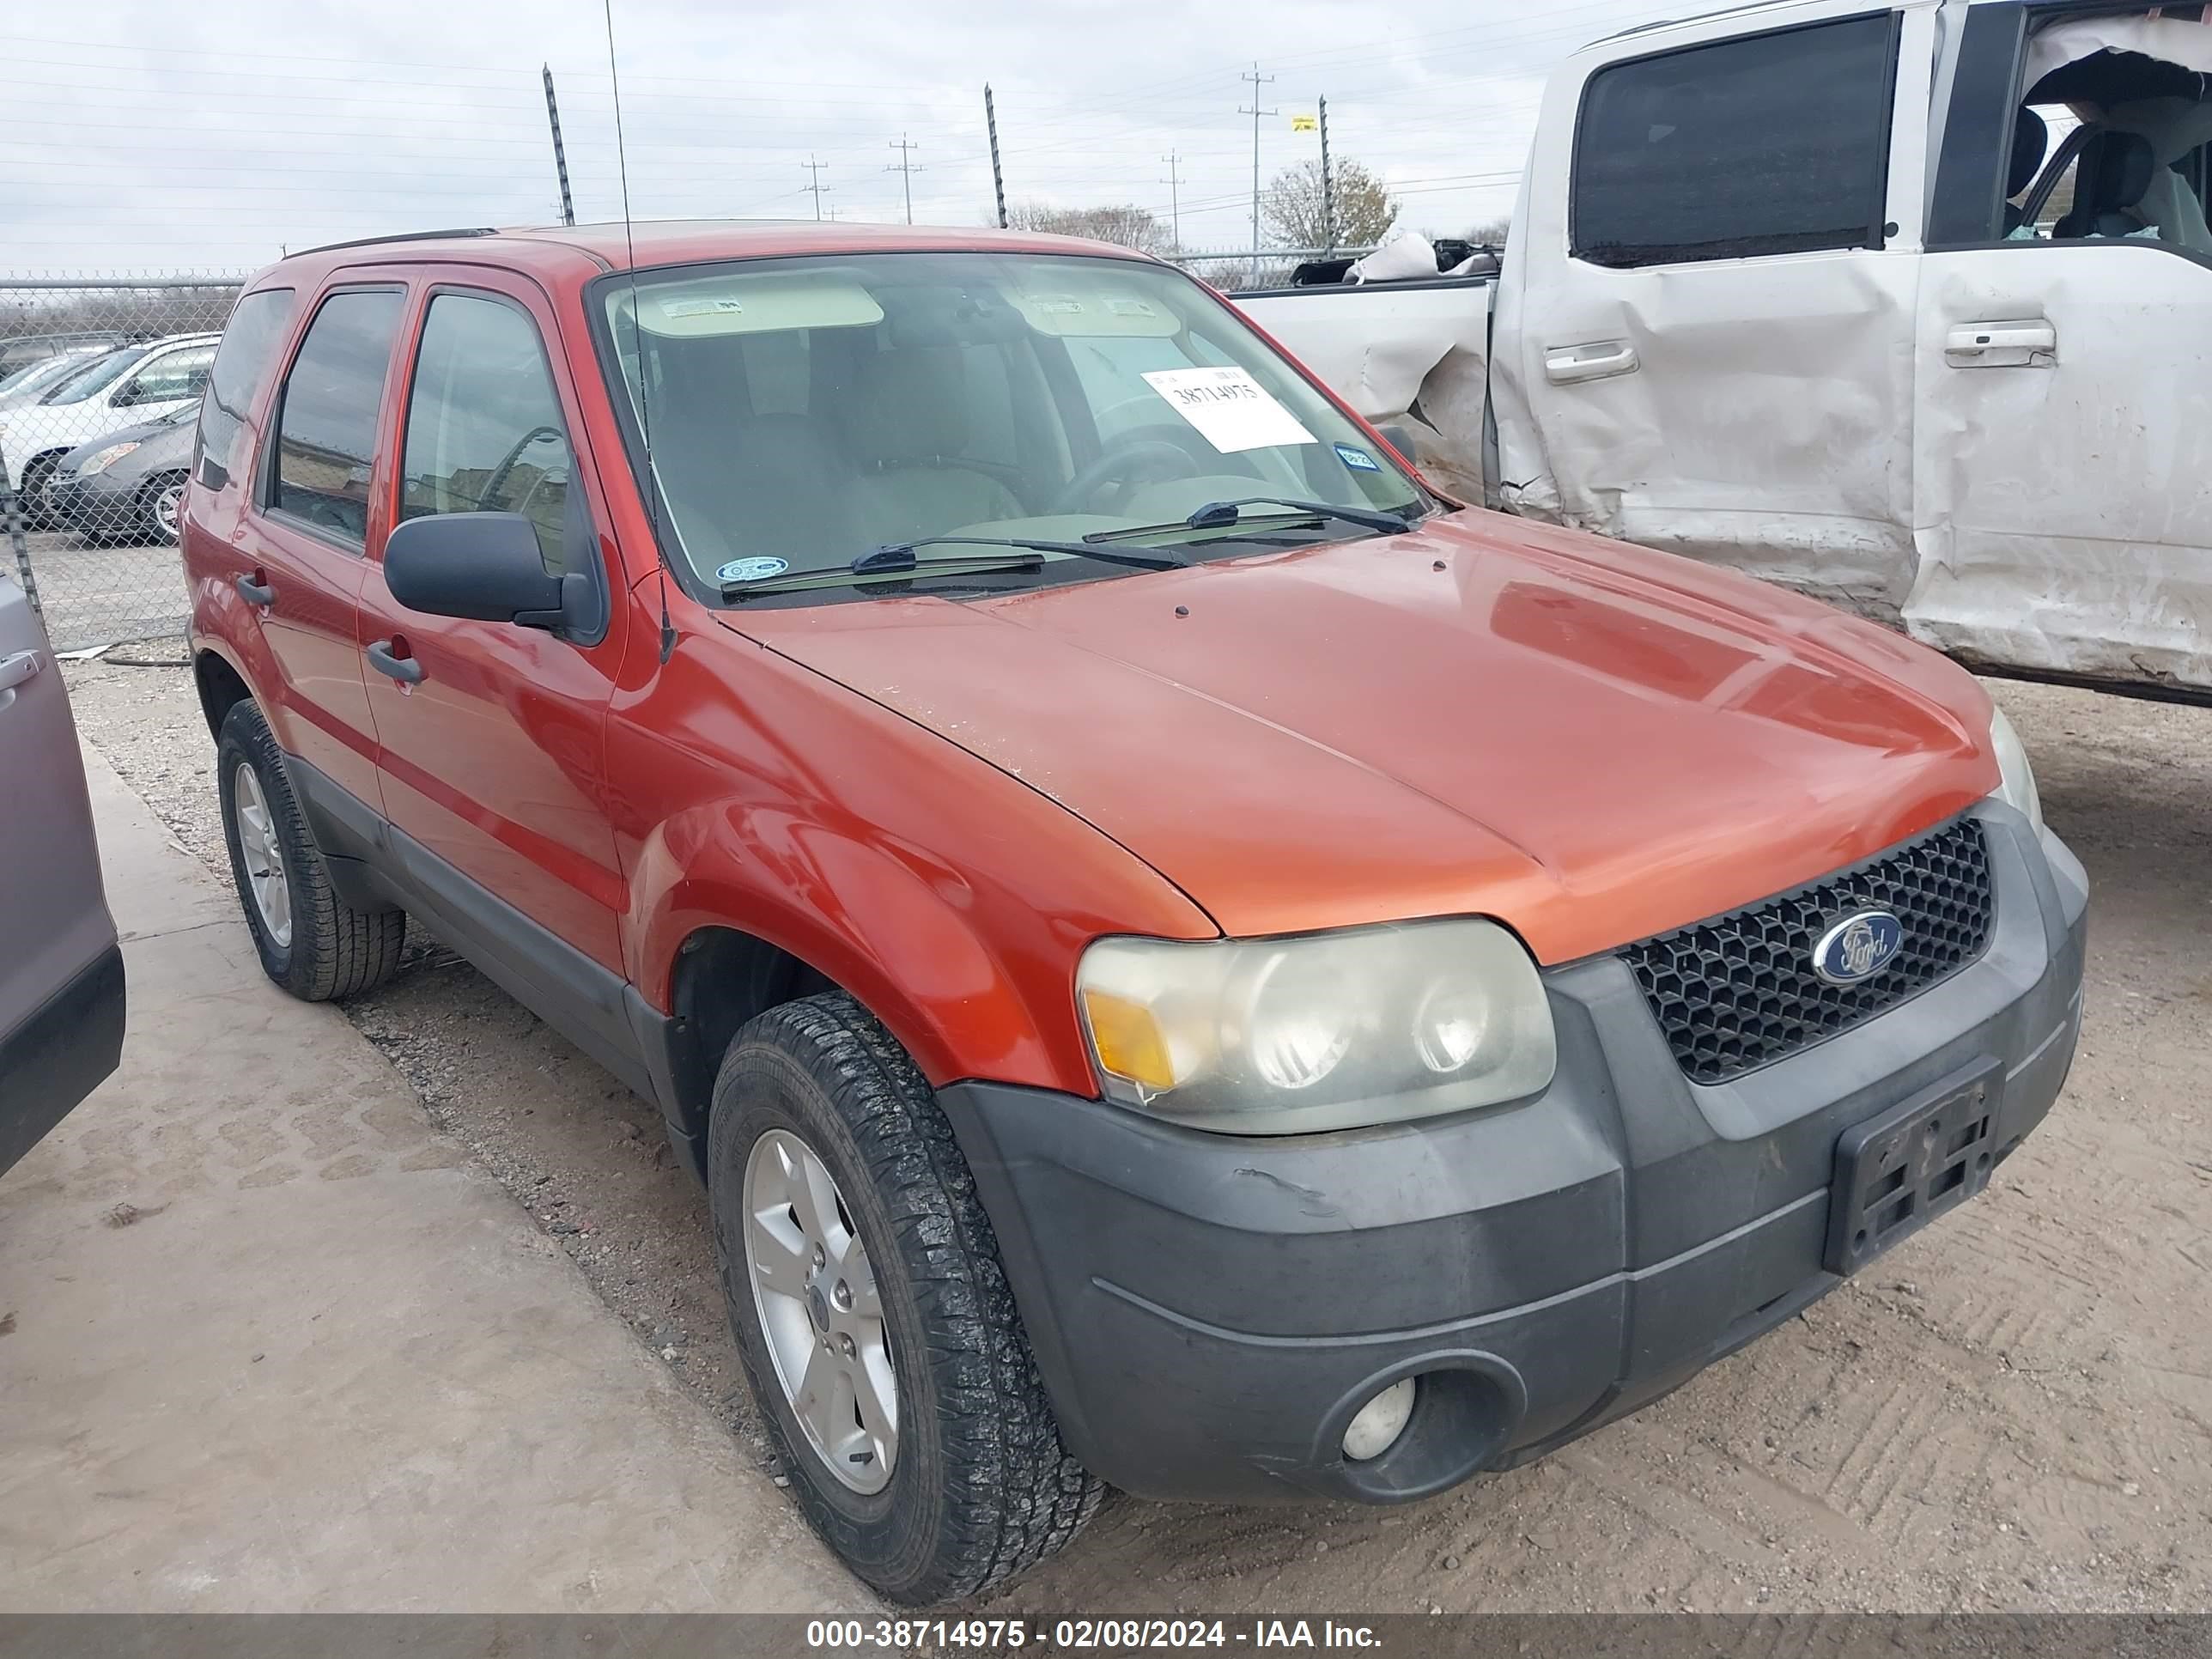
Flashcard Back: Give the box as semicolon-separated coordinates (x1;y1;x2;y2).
0;570;124;1176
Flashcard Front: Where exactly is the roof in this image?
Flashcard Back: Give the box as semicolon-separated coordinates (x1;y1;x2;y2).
255;218;1157;291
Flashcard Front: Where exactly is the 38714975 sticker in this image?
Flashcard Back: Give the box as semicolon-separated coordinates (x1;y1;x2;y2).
1140;366;1318;454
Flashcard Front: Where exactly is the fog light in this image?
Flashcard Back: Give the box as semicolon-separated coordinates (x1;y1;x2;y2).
1341;1377;1417;1462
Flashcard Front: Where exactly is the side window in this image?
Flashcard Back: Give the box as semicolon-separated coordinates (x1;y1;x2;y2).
398;293;574;575
198;289;295;487
270;288;405;550
1571;14;1899;268
115;343;214;408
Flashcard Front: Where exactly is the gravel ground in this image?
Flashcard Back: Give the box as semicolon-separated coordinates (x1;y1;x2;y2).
16;530;190;654
59;650;2212;1613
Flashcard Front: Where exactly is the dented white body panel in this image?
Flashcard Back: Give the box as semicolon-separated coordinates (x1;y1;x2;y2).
1243;0;2212;698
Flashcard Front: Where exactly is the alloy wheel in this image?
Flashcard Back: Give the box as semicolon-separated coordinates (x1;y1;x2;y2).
743;1127;897;1494
233;761;292;947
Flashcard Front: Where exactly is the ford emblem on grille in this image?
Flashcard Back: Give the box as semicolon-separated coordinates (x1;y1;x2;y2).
1814;909;1905;985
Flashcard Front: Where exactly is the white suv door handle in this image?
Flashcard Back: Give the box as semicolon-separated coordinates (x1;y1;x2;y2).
1945;319;2057;365
1546;340;1640;385
0;648;42;694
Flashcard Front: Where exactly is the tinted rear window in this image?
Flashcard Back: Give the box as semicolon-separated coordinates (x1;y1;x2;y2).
1571;14;1898;268
269;289;404;549
196;289;295;487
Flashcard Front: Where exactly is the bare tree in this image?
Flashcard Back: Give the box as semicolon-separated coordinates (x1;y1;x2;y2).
1463;217;1511;247
1261;158;1398;251
1001;201;1170;254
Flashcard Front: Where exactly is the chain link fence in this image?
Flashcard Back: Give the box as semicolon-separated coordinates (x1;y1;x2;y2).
2;276;243;653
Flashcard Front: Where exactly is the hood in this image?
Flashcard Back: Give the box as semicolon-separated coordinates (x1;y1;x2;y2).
726;511;1997;963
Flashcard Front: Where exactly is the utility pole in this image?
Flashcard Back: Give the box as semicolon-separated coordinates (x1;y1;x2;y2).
985;86;1008;229
542;64;575;227
1318;95;1334;257
1160;151;1184;255
801;155;830;221
886;134;923;225
1238;64;1277;288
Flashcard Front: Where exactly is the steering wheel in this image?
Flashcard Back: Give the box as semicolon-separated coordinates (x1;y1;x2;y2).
1050;433;1206;515
476;425;564;513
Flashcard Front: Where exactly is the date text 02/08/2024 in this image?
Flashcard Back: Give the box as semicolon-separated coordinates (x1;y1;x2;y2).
803;1618;1383;1650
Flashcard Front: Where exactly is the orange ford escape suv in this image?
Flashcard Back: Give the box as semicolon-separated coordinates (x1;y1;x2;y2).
183;222;2086;1603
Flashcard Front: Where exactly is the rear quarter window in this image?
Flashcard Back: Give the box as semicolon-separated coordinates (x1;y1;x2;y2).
196;289;295;489
1571;13;1899;268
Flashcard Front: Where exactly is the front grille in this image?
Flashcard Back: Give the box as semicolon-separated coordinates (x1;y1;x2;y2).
1621;816;1994;1085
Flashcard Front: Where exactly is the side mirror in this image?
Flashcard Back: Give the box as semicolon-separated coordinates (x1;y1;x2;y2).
384;512;573;630
1379;423;1419;464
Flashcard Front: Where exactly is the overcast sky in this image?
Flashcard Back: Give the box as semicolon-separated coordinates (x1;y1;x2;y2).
4;0;1680;276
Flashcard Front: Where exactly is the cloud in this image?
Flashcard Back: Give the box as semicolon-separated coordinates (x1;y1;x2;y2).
2;0;1677;272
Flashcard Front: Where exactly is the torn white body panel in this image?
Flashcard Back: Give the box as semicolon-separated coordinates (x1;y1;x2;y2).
1233;280;1492;499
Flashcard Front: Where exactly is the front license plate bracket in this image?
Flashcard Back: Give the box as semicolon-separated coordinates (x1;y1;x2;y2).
1824;1060;2002;1275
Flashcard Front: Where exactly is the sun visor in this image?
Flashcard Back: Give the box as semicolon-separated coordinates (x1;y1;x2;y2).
620;274;884;338
1006;276;1183;338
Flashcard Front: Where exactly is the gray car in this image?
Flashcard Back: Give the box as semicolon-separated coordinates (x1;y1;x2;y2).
0;568;125;1177
46;400;198;545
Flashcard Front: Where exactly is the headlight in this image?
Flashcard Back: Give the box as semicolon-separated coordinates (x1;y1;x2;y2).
1077;918;1556;1134
77;441;139;476
1987;705;2043;833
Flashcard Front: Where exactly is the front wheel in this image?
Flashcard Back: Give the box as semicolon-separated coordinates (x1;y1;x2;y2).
139;471;187;544
709;993;1103;1604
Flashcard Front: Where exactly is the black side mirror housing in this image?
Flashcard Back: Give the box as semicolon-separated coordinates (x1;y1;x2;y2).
1379;423;1419;464
384;512;587;633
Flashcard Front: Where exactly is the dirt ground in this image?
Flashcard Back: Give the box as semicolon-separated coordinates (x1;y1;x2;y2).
60;653;2212;1614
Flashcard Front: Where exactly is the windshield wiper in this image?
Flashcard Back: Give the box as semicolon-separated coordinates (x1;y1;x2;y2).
720;536;1187;600
1085;495;1417;544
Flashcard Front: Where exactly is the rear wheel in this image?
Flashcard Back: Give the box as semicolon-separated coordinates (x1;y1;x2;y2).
139;471;187;544
216;700;406;1000
709;993;1103;1603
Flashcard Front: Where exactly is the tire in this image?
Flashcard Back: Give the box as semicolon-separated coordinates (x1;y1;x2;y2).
138;471;187;545
216;700;406;1001
709;993;1103;1604
17;453;62;532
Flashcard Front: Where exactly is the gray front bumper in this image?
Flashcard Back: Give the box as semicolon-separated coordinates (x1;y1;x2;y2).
939;804;2087;1504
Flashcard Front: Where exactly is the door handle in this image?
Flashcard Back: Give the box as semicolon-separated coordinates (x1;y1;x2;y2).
1945;319;2057;366
235;573;275;608
0;648;42;694
1545;340;1640;385
366;639;424;684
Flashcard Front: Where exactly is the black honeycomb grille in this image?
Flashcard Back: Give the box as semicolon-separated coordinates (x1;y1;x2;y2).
1621;817;1994;1085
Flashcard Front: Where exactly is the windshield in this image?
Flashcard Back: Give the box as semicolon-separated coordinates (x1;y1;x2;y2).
598;252;1421;598
0;351;104;400
40;345;149;405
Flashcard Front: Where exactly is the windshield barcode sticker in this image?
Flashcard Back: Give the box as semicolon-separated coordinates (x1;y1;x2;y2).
1141;366;1318;453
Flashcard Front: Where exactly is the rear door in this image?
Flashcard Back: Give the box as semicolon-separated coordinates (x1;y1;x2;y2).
241;284;410;809
1498;0;1933;617
0;572;124;1177
1912;1;2212;690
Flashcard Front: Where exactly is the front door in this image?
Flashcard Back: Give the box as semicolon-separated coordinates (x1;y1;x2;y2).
1498;1;1933;619
356;274;630;1002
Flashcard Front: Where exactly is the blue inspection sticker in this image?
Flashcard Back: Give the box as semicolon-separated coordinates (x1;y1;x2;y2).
716;557;789;582
1334;442;1382;471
